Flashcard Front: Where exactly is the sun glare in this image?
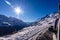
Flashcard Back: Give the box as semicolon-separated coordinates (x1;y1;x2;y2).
14;7;22;15
14;6;23;18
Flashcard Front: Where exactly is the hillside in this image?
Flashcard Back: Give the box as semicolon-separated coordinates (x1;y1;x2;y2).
0;13;59;40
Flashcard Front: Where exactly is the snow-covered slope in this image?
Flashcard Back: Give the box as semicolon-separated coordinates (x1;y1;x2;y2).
0;13;59;40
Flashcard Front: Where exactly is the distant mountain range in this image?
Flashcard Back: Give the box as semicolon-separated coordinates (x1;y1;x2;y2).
0;15;28;27
0;15;28;36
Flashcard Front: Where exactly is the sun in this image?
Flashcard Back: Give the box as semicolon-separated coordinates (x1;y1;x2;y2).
14;7;22;15
14;6;23;18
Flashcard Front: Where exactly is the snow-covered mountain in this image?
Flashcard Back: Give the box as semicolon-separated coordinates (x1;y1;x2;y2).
0;15;27;27
0;15;28;36
0;13;59;40
9;17;28;26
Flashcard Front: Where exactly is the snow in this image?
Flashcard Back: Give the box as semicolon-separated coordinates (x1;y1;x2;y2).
0;19;56;40
53;33;57;40
3;22;11;26
0;13;59;40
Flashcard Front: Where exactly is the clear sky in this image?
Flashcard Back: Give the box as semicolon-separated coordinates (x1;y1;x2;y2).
0;0;60;22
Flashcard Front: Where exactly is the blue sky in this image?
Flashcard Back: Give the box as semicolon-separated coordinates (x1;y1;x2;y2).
0;0;60;22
